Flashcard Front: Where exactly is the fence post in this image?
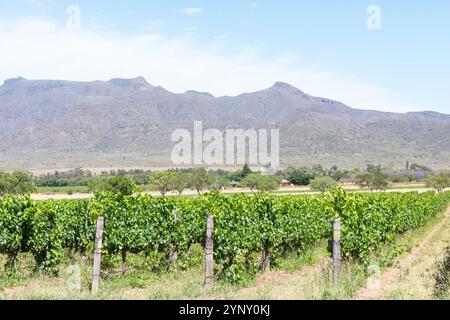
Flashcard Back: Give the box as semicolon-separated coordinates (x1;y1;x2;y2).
204;215;214;291
169;209;179;264
91;216;104;295
333;218;341;285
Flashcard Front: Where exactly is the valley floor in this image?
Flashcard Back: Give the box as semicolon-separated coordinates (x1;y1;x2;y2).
30;183;434;200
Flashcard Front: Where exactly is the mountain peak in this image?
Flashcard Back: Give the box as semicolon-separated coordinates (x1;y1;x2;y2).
271;82;304;94
3;76;27;86
184;90;214;98
108;76;152;88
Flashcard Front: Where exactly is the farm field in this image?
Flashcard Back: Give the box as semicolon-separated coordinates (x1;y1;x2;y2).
3;0;450;309
31;183;433;200
36;186;90;195
1;190;449;300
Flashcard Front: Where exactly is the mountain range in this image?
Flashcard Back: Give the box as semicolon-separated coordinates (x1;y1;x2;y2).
1;76;449;171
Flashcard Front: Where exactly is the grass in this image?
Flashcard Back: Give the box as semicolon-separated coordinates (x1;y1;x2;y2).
378;211;447;269
36;186;90;194
0;243;330;300
0;227;438;300
432;247;449;299
277;241;328;272
308;261;367;300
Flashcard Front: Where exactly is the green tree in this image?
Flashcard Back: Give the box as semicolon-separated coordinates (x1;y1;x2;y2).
240;174;260;191
427;174;450;193
87;177;108;193
150;172;177;196
171;172;190;195
227;164;253;183
286;167;315;186
356;166;389;191
89;176;138;195
106;176;139;195
241;174;280;192
210;175;229;192
190;168;214;195
0;171;36;196
8;172;36;195
312;164;326;177
356;173;371;189
310;176;338;193
0;172;10;196
328;166;347;182
242;163;253;177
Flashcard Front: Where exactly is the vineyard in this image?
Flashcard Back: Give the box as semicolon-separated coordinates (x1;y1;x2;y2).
1;190;450;287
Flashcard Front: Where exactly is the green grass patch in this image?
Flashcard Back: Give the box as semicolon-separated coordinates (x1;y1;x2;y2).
36;186;90;194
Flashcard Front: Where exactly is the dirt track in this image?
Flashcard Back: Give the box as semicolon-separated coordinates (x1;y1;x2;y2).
354;206;450;300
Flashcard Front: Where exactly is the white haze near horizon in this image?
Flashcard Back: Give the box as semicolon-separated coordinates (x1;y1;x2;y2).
0;17;436;114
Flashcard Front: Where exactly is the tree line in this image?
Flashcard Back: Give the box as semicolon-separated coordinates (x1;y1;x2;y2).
1;162;450;197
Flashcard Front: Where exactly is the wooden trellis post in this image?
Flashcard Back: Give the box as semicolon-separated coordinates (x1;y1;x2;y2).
169;209;179;263
333;218;341;285
91;216;104;295
204;215;214;291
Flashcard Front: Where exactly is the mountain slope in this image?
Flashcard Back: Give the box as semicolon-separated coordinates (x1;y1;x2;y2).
0;77;449;170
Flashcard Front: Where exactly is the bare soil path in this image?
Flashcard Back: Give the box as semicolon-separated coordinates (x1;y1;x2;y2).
227;257;332;300
354;206;450;300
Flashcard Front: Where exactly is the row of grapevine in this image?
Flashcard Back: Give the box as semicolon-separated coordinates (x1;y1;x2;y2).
1;190;449;281
209;192;334;281
338;191;450;264
91;193;206;271
0;197;94;274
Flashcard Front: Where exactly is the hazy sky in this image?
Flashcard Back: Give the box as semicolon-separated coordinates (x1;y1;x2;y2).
1;0;449;113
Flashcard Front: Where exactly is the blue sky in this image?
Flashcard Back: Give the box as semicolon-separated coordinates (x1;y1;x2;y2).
1;0;449;113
